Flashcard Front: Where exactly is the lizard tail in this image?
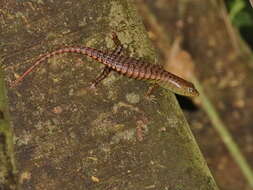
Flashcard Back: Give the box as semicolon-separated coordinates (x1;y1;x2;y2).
11;47;102;87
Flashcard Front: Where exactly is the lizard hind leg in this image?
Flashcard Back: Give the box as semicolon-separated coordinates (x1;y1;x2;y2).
89;66;112;89
88;33;124;89
111;32;124;55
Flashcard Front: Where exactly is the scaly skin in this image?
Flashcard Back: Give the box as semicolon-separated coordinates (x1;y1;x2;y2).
11;34;199;97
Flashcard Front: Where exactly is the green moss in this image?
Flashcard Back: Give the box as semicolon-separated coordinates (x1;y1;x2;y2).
125;92;140;104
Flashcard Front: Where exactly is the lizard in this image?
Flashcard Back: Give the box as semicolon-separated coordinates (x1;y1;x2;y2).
11;33;199;97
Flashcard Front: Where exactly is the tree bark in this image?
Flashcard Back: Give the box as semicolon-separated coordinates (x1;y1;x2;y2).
1;0;218;189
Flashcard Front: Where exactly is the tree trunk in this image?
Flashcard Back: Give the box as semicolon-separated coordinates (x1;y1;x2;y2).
1;0;218;189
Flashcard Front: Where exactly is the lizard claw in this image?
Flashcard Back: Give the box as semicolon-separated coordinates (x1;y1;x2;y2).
86;82;99;94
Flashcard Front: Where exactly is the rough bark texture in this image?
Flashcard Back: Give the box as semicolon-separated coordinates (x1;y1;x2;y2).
140;0;253;189
1;0;218;189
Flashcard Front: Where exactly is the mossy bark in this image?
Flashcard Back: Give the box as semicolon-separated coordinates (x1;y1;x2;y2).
1;0;218;189
0;68;17;189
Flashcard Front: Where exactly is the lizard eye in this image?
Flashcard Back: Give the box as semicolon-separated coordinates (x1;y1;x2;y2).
187;87;199;96
188;88;194;93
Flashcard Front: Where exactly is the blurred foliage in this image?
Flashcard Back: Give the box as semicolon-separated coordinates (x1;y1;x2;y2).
225;0;253;48
226;0;253;27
